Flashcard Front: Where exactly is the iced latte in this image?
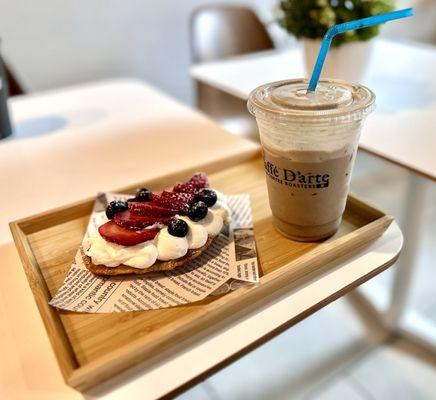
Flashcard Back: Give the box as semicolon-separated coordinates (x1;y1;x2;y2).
248;79;375;241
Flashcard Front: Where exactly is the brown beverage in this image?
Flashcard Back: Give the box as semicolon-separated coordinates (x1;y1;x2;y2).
248;79;375;241
263;145;355;240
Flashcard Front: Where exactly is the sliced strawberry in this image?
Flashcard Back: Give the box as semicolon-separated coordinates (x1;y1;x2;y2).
150;192;190;212
114;210;171;229
161;190;195;203
173;181;198;194
173;172;209;194
98;221;159;246
128;201;178;217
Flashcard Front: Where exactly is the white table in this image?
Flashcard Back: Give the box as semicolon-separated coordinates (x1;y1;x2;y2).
0;79;402;399
191;39;436;356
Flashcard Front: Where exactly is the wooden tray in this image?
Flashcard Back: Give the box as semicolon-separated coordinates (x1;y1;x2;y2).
10;155;393;391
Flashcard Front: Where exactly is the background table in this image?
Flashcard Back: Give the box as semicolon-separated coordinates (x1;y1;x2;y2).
1;79;259;244
0;79;402;399
191;39;436;357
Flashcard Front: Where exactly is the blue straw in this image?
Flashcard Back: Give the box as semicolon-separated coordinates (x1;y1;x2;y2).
307;8;414;92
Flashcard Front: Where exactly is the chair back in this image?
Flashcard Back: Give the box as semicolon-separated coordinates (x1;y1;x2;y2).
1;57;25;96
191;5;274;63
190;4;274;140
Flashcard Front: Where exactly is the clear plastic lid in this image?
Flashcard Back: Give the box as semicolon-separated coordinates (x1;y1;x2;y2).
248;79;375;122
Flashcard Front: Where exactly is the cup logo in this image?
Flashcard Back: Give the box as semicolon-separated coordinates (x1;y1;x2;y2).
264;160;329;189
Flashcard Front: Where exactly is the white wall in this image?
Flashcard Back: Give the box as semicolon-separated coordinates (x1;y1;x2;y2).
0;0;278;104
0;0;433;105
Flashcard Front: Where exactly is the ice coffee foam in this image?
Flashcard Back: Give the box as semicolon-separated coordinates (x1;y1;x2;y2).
248;79;375;156
257;117;362;160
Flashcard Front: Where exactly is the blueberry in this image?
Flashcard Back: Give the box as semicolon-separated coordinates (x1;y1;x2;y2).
136;187;151;202
188;201;208;222
195;188;217;207
168;218;189;237
106;200;128;219
105;203;115;219
127;197;137;202
112;200;128;212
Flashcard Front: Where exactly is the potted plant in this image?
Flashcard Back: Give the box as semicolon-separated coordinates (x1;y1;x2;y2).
277;0;395;82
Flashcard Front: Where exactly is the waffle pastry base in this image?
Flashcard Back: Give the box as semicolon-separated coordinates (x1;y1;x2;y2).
83;237;214;276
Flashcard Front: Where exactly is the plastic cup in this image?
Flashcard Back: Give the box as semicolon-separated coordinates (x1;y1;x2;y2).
248;78;375;241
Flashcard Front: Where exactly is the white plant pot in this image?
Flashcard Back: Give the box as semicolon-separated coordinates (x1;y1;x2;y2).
302;38;374;83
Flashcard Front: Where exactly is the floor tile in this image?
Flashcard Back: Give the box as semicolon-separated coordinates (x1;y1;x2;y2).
203;298;380;400
353;151;436;325
349;339;436;400
175;382;216;400
307;376;369;400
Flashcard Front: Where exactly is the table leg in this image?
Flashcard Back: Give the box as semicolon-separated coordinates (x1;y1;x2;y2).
387;173;429;328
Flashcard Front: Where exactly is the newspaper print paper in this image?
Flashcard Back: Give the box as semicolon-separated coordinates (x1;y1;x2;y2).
49;193;258;313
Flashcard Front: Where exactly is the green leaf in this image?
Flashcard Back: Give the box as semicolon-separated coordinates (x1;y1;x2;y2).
277;0;396;46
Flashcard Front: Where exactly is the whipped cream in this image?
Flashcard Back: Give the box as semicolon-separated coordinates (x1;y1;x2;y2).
85;232;157;269
155;227;189;261
211;201;232;225
179;216;208;249
197;209;223;236
215;190;227;203
86;189;232;269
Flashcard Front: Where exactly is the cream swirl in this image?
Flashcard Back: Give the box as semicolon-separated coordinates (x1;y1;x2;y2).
197;209;223;236
85;232;157;269
179;216;208;249
211;201;232;225
214;190;227;203
155;227;189;261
